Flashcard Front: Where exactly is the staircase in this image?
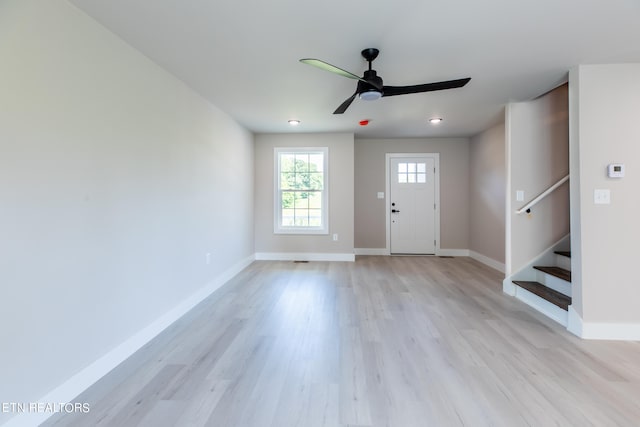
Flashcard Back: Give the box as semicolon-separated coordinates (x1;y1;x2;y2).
511;251;572;326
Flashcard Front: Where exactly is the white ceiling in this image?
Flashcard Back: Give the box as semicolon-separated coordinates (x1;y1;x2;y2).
69;0;640;138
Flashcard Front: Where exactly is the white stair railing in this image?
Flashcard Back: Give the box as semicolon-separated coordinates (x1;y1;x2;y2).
516;174;569;214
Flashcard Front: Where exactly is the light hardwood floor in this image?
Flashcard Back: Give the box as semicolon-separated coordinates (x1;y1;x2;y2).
45;256;640;426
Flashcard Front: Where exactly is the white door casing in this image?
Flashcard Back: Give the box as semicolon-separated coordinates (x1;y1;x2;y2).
386;153;440;255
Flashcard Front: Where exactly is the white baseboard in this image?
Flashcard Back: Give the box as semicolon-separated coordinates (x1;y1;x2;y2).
354;249;506;275
469;251;505;273
502;278;517;296
567;306;640;340
354;248;471;257
354;248;389;256
3;255;255;427
437;249;470;257
254;252;355;262
567;306;583;337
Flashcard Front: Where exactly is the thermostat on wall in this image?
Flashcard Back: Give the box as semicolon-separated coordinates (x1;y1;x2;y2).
608;163;625;178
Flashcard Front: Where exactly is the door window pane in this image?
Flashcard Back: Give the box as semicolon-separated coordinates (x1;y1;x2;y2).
398;161;428;184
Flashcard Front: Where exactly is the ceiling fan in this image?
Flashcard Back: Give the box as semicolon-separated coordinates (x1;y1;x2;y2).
300;48;471;114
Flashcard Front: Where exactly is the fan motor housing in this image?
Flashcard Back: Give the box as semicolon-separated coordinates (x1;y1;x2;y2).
359;70;383;100
363;70;383;87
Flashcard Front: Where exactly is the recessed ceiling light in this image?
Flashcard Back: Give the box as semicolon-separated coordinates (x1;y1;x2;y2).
288;119;301;126
429;117;443;124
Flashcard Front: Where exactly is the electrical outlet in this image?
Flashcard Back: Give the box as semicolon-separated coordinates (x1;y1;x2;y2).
332;234;338;241
206;253;211;264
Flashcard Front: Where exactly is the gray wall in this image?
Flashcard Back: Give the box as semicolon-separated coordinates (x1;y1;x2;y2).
254;133;355;255
506;84;570;274
470;122;506;264
570;64;640;325
0;0;254;414
354;138;470;250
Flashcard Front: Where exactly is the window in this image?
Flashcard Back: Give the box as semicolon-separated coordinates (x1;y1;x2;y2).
397;162;427;183
274;147;328;234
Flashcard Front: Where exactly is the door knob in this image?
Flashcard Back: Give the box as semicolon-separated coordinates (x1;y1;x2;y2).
391;209;400;213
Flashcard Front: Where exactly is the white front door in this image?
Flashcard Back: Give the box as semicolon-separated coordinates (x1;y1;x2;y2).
389;156;436;254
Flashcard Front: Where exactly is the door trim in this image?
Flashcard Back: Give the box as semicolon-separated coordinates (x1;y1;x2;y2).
385;153;441;255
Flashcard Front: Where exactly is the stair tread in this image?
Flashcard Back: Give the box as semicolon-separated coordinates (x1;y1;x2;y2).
513;280;572;310
534;265;571;282
555;251;571;258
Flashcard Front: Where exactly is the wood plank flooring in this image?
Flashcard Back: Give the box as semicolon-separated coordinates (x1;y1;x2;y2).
44;256;640;427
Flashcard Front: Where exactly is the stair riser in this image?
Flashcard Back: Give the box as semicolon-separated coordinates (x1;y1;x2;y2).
514;286;569;326
556;255;571;271
536;271;572;297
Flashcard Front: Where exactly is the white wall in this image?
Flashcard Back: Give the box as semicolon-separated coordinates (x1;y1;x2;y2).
254;133;354;259
0;0;254;422
506;85;570;275
469;122;506;268
569;64;640;333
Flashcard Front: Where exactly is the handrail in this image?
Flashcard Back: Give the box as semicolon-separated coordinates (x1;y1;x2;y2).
516;174;569;214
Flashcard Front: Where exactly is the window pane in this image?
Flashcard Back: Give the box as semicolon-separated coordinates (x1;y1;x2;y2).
408;173;416;183
398;163;407;173
280;173;294;189
309;154;323;172
281;208;295;226
295;173;310;190
417;173;426;183
417;163;426;173
408;163;416;173
281;191;295;209
294;154;309;172
308;172;323;190
308;209;322;226
308;192;322;208
294;192;308;209
281;154;295;172
294;209;309;226
398;173;407;183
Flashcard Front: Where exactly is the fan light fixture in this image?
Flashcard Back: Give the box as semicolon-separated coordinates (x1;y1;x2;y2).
288;119;301;126
429;117;443;124
359;90;382;101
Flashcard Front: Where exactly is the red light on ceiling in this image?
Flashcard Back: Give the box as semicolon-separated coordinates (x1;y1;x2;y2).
359;120;370;126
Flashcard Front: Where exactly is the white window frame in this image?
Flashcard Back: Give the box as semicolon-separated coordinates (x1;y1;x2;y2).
274;147;329;235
